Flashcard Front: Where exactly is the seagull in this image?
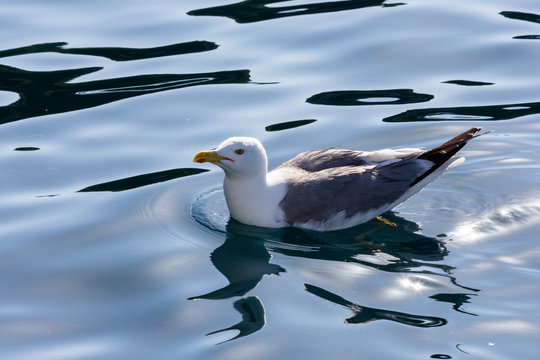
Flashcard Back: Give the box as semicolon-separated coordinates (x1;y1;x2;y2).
193;127;485;231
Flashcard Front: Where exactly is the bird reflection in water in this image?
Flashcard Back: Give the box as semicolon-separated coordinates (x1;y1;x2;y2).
205;296;266;344
188;231;285;300
305;284;446;327
189;213;478;343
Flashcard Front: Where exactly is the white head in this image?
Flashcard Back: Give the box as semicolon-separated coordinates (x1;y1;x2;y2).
193;137;268;178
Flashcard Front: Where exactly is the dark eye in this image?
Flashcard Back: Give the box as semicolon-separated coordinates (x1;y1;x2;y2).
234;149;245;155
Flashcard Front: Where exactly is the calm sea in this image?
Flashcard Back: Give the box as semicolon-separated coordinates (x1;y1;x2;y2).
1;0;540;359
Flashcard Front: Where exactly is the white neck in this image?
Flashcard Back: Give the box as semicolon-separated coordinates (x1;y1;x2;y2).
223;172;286;228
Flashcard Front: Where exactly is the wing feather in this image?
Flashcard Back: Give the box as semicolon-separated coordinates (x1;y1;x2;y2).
277;147;423;173
276;127;484;228
279;158;430;226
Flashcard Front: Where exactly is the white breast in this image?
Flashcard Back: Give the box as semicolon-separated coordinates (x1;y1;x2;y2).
223;173;288;228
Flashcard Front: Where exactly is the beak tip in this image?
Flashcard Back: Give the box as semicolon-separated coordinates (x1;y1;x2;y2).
193;151;208;164
193;150;228;164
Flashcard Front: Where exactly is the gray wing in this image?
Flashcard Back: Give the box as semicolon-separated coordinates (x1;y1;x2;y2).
279;158;430;225
279;127;484;225
277;149;368;172
277;148;423;172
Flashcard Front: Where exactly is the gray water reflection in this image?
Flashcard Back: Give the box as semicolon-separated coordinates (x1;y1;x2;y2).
190;215;478;342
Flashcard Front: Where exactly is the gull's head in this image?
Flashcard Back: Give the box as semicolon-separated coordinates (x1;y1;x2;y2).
193;137;268;177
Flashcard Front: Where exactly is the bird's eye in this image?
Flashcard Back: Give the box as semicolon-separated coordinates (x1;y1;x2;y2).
234;149;245;155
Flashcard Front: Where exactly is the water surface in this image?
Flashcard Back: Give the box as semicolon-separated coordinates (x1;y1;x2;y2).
1;1;540;359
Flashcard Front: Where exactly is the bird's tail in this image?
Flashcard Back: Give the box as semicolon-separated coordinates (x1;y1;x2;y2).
412;127;489;186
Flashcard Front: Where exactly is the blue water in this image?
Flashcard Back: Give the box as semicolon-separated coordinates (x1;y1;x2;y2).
1;1;540;359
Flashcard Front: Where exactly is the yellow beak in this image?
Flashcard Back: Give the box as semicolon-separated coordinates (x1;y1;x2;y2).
193;150;231;163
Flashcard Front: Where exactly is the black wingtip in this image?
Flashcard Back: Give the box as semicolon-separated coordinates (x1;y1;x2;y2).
412;127;487;186
418;127;482;163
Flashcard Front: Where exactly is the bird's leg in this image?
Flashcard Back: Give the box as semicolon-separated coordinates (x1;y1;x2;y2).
375;216;397;227
353;217;397;250
353;219;393;251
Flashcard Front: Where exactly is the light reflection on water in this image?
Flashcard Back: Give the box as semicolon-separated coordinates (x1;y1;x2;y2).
449;197;540;244
0;90;19;106
1;0;540;359
188;187;480;343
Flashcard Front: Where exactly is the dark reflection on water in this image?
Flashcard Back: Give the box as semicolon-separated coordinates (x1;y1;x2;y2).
430;293;478;316
431;354;453;359
77;168;209;192
307;89;433;106
188;228;286;300
13;146;40;151
265;119;316;132
188;0;403;24
513;35;540;40
263;213;452;274
442;80;494;86
206;297;266;344
305;284;447;327
383;100;540;122
0;64;250;125
0;42;250;124
499;11;540;40
500;11;540;24
190;214;477;342
0;41;218;62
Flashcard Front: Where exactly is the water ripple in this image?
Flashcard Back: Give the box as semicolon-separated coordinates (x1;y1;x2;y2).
383;100;540;122
205;297;266;344
448;197;540;243
499;11;540;24
0;41;250;124
0;41;218;62
307;89;433;106
78;168;209;192
190;188;475;290
513;35;540;40
305;283;447;327
265;119;316;131
442;80;494;86
188;0;402;24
